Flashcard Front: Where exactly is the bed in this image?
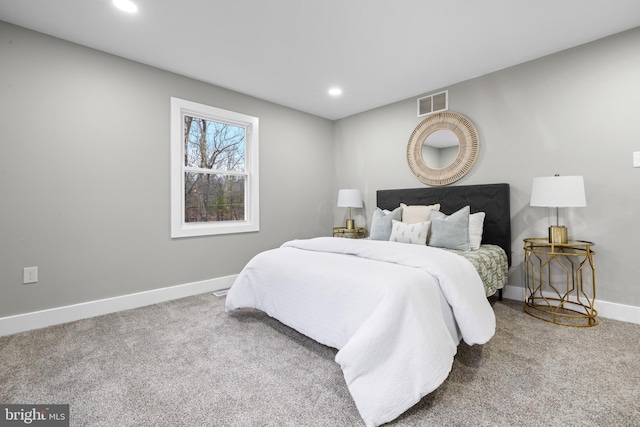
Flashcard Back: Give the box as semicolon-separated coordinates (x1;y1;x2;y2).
225;183;511;427
377;183;511;299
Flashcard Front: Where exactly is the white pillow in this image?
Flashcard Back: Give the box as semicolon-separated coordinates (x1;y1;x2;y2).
389;220;430;245
469;212;486;250
400;203;440;224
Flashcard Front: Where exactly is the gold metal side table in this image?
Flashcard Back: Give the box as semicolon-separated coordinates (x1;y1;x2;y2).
332;227;366;239
523;238;597;327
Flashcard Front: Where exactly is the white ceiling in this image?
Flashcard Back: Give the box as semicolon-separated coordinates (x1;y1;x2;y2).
1;0;639;120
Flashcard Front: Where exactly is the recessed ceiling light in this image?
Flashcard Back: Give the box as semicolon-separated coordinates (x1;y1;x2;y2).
328;87;343;97
113;0;138;13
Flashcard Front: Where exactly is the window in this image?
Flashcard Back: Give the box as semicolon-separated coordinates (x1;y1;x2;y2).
171;97;259;237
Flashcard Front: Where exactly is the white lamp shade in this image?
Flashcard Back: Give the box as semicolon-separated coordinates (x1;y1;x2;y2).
337;189;363;208
530;176;586;207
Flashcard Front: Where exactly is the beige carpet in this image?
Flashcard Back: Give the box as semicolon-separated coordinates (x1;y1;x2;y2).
1;294;639;426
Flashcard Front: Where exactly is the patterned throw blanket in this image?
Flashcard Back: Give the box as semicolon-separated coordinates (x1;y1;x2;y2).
443;244;509;297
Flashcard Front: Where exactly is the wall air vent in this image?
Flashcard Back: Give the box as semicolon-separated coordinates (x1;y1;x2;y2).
417;90;448;117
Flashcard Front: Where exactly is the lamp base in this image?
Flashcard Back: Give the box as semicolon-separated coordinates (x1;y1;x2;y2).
549;226;568;244
346;219;355;230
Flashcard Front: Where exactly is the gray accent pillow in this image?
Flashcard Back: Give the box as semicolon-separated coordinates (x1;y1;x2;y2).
369;207;402;240
429;205;471;251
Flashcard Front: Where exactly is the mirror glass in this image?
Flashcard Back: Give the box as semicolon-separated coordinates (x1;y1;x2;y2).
407;111;479;186
421;130;460;169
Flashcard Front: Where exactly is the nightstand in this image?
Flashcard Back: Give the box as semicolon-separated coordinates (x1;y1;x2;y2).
333;227;366;239
523;238;597;327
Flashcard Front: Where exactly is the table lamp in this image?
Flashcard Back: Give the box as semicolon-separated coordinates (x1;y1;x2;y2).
337;189;363;229
530;175;586;243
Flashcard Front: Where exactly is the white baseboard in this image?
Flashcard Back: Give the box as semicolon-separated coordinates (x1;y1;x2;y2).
501;284;640;325
3;279;638;337
500;284;529;302
0;275;238;337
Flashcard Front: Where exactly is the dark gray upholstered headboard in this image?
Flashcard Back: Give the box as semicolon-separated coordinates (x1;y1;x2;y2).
377;183;511;265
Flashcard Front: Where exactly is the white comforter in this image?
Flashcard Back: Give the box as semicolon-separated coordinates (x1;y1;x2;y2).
225;237;496;426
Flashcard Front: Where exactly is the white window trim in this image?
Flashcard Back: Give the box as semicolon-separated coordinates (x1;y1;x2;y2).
170;97;259;238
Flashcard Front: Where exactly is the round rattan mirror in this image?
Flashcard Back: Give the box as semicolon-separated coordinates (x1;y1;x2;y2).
407;111;479;186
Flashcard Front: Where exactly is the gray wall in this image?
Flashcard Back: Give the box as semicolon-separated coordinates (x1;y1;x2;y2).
2;20;639;318
334;27;640;307
0;22;334;317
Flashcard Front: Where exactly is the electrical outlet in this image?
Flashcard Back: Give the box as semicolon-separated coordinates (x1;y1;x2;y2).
23;267;38;284
634;151;640;168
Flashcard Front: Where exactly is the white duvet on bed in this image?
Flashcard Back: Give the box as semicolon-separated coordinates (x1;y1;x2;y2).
225;237;496;427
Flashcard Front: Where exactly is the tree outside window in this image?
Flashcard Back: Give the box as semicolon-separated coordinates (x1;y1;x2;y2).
171;98;259;238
